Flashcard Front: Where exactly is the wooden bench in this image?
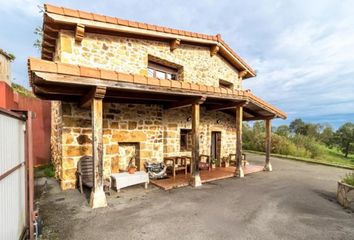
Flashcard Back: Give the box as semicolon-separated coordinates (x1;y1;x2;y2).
111;171;149;192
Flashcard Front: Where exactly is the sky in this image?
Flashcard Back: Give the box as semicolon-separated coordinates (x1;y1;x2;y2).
0;0;353;128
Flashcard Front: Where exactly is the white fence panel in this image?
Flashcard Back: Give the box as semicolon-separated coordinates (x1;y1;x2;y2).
0;112;26;240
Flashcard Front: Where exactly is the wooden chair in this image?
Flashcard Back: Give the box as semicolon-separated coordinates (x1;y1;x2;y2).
229;153;247;167
164;156;188;177
77;155;94;193
199;154;211;171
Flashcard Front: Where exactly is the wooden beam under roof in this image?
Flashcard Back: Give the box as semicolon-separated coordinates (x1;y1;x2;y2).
243;115;275;121
164;96;206;110
75;24;85;42
80;86;106;108
170;38;180;51
206;101;247;111
210;45;219;57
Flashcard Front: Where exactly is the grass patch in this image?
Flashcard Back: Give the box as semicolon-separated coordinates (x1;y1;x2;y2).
342;172;354;186
34;164;55;178
245;148;354;170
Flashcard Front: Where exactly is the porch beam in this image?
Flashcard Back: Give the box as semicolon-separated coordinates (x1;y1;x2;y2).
170;38;181;51
210;45;219;57
243;108;262;117
235;105;244;178
264;119;272;171
243;115;275;121
164;96;206;110
89;97;107;208
206;101;247;111
75;24;85;42
80;86;106;109
190;103;202;187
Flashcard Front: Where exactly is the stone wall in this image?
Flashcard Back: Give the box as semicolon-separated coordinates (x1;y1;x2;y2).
55;30;241;89
51;101;62;179
53;102;237;190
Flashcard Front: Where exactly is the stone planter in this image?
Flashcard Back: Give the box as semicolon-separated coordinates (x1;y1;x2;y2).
337;181;354;211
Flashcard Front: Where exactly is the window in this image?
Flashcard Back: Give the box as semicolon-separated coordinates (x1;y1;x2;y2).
180;129;192;151
148;61;178;80
219;79;233;89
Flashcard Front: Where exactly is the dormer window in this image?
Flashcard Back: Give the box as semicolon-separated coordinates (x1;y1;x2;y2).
148;61;178;80
219;79;233;89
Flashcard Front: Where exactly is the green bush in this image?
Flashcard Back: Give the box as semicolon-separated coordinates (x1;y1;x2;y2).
44;165;55;178
291;135;324;159
342;172;354;186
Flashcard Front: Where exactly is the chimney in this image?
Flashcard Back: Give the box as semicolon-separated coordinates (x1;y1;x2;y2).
0;49;13;86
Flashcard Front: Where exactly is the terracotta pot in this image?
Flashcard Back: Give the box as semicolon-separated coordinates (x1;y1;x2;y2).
128;167;137;174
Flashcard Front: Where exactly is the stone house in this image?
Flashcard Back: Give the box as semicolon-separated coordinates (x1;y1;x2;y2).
28;4;286;208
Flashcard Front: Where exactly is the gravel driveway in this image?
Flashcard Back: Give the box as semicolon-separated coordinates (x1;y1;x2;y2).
38;153;354;240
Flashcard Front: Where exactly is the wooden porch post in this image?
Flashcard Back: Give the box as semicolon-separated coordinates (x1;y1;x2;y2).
89;88;107;208
190;103;202;187
235;106;244;178
264;119;272;171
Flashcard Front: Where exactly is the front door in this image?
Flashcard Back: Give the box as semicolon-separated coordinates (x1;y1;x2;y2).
211;131;221;166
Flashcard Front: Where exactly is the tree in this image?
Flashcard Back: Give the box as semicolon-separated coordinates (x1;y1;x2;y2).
335;123;354;158
289;118;307;135
320;126;334;147
276;125;290;138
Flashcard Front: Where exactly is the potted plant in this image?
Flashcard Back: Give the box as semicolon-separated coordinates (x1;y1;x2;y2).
211;158;217;169
337;172;354;211
127;156;137;174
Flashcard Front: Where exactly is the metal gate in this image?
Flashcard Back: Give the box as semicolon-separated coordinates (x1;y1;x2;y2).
0;109;33;240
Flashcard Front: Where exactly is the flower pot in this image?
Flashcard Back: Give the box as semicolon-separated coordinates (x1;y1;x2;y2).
337;181;354;211
128;167;137;174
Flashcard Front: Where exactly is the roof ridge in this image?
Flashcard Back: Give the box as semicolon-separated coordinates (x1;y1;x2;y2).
44;3;218;41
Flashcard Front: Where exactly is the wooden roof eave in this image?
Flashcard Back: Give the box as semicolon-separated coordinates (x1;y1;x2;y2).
31;71;285;120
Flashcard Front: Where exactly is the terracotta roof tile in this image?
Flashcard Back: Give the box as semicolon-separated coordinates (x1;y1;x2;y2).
171;81;181;89
45;4;63;15
147;77;160;86
100;69;118;80
78;11;93;20
117;18;129;26
63;8;78;18
57;62;80;76
79;66;100;78
105;16;117;24
138;22;148;30
128;20;139;28
133;75;148;84
93;14;107;22
118;72;133;82
147;24;156;31
181;82;191;90
159;79;171;88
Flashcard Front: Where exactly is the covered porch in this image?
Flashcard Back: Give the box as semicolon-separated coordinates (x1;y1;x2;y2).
28;58;287;208
151;164;264;190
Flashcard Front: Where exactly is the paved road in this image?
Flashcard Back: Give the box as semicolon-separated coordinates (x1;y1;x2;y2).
38;154;354;240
